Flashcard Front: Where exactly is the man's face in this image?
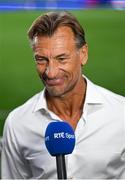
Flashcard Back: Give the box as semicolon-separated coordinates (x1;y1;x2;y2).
33;26;88;97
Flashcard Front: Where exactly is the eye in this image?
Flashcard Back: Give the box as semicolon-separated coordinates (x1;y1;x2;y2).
57;57;68;64
58;57;66;61
35;57;48;65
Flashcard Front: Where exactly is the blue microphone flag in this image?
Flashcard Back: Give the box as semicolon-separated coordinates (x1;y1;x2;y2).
45;121;75;156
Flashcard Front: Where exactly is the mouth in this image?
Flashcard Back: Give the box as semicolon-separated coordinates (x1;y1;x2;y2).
45;78;64;86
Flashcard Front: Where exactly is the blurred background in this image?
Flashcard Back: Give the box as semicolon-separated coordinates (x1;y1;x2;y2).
0;0;125;136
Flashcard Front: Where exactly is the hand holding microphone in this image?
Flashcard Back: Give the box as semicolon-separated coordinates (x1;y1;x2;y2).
45;121;75;179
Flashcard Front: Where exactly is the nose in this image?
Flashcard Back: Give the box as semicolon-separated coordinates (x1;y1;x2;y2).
45;61;59;79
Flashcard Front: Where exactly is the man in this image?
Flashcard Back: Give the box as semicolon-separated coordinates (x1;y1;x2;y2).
1;11;125;179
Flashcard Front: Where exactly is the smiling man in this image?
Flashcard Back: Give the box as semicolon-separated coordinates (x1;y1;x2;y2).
32;24;88;129
1;11;125;179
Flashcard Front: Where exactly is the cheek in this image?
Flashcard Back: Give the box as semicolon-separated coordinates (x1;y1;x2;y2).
64;61;81;74
59;64;81;83
69;62;82;80
36;64;46;75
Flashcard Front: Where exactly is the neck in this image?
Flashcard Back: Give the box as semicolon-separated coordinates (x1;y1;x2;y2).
46;76;87;129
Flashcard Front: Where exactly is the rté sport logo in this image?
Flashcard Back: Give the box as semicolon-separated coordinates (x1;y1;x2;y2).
45;132;75;141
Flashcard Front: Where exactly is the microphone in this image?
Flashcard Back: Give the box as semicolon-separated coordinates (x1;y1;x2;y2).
45;121;75;179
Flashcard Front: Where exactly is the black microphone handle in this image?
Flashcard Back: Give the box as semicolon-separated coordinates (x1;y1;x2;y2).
56;154;67;179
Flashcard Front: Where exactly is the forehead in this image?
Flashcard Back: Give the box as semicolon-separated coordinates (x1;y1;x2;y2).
33;26;76;53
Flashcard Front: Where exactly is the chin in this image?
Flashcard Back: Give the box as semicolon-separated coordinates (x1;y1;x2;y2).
46;87;66;97
47;90;65;97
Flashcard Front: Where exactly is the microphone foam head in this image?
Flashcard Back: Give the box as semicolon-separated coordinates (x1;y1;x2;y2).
45;121;75;156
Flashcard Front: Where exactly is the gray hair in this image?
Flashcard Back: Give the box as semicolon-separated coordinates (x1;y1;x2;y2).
28;11;86;49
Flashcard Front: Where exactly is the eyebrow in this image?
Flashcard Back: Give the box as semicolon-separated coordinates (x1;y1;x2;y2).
55;53;70;58
34;53;70;59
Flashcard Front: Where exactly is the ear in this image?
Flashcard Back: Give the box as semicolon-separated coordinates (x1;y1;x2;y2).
79;44;88;66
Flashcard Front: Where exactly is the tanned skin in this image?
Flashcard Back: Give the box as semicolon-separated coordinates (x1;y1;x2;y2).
33;26;88;129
